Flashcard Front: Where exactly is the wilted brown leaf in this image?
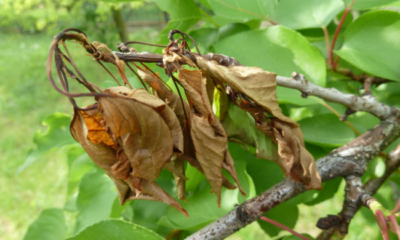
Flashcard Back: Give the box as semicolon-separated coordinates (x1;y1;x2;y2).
71;108;189;217
70;109;118;170
196;57;297;127
177;68;245;206
138;68;189;129
99;86;182;182
81;110;115;147
178;69;214;123
272;119;322;190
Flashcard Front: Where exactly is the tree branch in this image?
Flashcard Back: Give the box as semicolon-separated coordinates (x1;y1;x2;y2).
277;73;397;120
185;113;400;240
317;143;400;240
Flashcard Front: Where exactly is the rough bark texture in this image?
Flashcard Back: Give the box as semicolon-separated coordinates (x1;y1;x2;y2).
185;113;400;240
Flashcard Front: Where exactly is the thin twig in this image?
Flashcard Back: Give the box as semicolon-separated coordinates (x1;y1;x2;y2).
322;27;330;65
260;216;312;240
276;73;396;119
330;0;357;71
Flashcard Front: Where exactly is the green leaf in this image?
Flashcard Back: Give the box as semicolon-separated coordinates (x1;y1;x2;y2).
214;26;326;86
18;113;75;172
258;202;299;237
67;219;164;240
130;201;172;235
349;0;400;10
158;185;229;231
209;0;277;22
159;158;255;231
66;146;95;198
197;0;211;9
189;23;250;51
281;234;315;240
218;23;250;40
277;0;344;29
98;0;143;2
110;196;128;219
299;113;356;147
188;28;219;51
229;143;283;193
23;208;67;240
223;104;277;161
185;163;207;192
228;143;299;237
74;168;116;234
277;87;320;106
147;0;201;42
336;10;400;81
304;178;342;206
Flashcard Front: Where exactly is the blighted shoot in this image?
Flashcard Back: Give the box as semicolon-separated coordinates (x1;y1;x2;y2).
47;28;322;216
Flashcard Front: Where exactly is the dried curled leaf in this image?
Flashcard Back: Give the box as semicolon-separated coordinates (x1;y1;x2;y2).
71;109;188;217
82;110;115;147
178;68;245;206
178;69;214;122
98;86;183;181
137;68;189;129
270;119;321;190
196;57;298;127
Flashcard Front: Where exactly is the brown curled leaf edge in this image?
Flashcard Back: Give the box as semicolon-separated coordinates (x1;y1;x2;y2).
50;29;322;218
70;88;188;217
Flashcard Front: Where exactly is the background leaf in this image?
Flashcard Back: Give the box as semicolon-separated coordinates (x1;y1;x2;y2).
67;219;164;240
23;208;66;240
188;23;250;51
336;10;400;81
347;0;400;10
214;26;326;86
147;0;201;42
228;143;301;237
74;168;116;234
277;87;320;106
209;0;277;22
158;159;255;231
18;113;75;172
277;0;344;29
66;146;95;198
299;113;356;147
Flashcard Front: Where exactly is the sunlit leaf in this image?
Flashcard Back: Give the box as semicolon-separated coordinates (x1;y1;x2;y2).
277;0;344;29
66;146;95;198
343;0;400;9
67;219;164;240
158;159;254;231
336;11;400;81
214;26;326;86
23;208;67;240
18;113;75;172
209;0;277;22
148;0;201;42
74;168;116;234
299;113;356;147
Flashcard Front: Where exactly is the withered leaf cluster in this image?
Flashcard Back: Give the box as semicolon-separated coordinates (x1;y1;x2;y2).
50;29;322;217
195;57;321;190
